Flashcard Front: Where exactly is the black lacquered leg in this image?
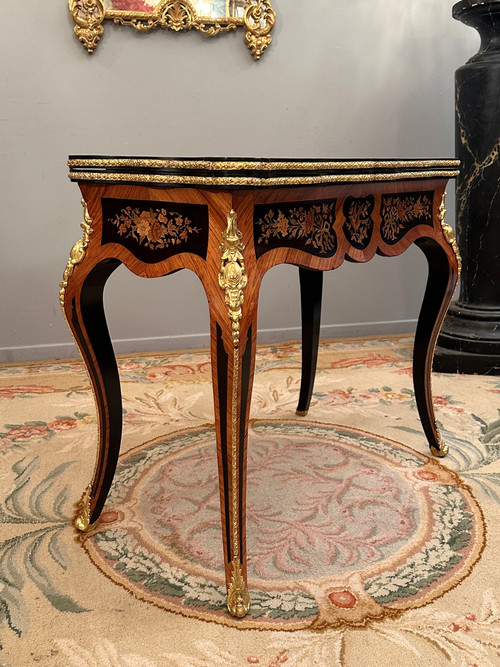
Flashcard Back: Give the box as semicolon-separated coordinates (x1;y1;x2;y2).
66;259;123;528
414;239;460;457
297;267;323;416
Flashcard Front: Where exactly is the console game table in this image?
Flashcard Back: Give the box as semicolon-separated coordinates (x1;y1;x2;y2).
61;157;460;618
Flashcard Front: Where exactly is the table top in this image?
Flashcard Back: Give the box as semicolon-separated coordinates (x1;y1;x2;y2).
68;156;460;189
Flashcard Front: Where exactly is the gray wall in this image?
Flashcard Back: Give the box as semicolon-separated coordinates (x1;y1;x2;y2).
0;1;477;362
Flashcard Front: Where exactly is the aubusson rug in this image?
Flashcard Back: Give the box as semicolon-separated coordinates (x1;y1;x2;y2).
0;336;499;666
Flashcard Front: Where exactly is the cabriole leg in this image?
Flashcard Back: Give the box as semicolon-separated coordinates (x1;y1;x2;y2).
210;209;258;618
297;267;323;416
414;237;460;457
62;257;122;530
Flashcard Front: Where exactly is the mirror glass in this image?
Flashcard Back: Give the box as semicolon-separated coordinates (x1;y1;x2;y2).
102;0;246;18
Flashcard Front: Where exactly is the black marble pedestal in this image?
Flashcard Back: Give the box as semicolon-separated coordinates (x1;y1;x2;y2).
434;0;500;375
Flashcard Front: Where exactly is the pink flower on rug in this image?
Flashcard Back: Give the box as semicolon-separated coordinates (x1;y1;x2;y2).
328;589;358;608
330;353;399;369
274;345;301;358
357;390;379;401
327;390;354;405
393;366;413;377
146;364;197;379
0;437;13;452
7;425;48;439
433;395;464;414
417;470;438;481
48;419;77;431
0;385;56;400
119;362;142;371
196;361;211;374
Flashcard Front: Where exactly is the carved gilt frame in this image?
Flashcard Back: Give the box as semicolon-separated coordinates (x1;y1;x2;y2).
68;0;276;60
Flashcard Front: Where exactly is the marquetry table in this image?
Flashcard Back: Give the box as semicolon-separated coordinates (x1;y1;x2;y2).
61;156;460;618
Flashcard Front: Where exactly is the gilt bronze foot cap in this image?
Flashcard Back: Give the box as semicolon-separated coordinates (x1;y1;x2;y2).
430;442;449;458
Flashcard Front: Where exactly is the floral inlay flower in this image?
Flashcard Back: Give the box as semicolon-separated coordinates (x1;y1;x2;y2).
343;197;374;247
381;194;432;242
257;202;336;255
110;206;200;251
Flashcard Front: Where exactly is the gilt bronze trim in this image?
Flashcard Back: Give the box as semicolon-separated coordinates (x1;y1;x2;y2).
218;210;248;346
68;170;461;189
219;210;250;617
68;157;460;172
439;194;462;276
60;199;94;307
75;483;93;532
227;557;250;617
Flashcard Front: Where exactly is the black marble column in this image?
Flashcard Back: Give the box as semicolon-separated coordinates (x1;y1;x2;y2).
434;0;500;375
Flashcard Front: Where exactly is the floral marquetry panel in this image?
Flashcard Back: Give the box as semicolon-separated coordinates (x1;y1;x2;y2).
342;196;375;250
253;191;438;262
254;200;338;259
101;198;208;263
380;192;434;245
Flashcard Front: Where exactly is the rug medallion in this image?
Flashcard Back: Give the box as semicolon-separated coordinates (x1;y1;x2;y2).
78;420;485;630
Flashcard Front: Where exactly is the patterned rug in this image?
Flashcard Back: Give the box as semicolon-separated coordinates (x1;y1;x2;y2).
1;336;499;666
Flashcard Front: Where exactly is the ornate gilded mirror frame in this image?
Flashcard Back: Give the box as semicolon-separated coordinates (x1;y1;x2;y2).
69;0;276;60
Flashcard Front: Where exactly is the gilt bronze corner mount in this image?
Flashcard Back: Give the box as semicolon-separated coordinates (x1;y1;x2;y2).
68;0;275;60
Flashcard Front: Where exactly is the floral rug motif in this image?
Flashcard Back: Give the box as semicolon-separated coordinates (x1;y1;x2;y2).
1;336;500;666
81;421;485;630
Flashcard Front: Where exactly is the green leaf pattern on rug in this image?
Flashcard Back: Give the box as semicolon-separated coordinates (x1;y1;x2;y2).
365;485;473;603
94;528;318;620
0;456;89;648
436;415;500;504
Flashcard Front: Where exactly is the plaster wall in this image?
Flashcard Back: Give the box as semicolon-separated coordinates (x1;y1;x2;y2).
0;1;477;361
